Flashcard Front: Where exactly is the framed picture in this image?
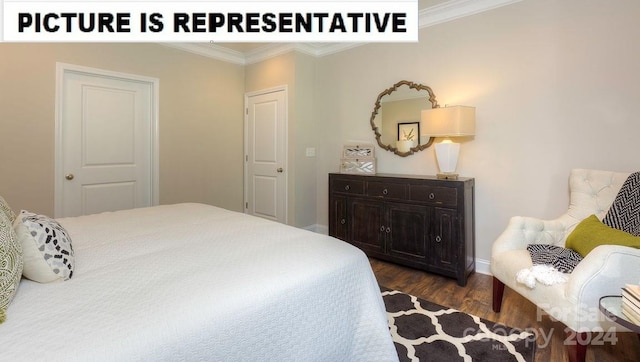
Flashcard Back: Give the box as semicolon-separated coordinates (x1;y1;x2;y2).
397;122;420;147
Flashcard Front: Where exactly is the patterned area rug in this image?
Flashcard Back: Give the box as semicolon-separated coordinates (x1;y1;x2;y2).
382;289;536;362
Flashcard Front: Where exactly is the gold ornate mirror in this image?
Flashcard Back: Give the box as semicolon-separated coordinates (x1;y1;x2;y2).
370;80;439;157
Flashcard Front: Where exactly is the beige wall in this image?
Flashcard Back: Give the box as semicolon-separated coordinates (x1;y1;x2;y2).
0;43;245;216
292;53;318;228
314;0;640;262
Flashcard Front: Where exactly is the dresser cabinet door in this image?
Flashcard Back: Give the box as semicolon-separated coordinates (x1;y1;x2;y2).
329;195;348;241
387;203;429;263
350;198;385;255
429;207;458;273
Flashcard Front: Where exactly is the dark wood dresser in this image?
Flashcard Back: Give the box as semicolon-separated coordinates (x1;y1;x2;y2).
328;173;475;286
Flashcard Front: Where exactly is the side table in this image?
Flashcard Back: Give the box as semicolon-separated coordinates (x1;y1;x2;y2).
599;295;640;333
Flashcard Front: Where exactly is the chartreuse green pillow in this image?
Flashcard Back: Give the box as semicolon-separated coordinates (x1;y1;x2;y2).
566;214;640;257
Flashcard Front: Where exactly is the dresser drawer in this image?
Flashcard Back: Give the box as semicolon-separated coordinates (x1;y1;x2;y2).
367;181;408;199
410;185;457;206
331;178;365;194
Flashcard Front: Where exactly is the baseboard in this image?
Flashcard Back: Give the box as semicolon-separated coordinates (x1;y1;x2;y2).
303;224;327;234
475;258;491;275
304;224;492;276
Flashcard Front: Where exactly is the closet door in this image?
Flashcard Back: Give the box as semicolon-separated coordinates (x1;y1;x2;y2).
244;87;287;224
56;63;158;217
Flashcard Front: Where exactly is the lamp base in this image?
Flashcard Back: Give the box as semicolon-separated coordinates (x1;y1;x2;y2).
434;140;460;178
436;172;459;180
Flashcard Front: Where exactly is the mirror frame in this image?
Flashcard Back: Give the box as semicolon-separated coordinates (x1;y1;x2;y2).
369;80;440;157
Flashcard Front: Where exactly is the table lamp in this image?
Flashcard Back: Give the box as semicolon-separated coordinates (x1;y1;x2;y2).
421;105;475;180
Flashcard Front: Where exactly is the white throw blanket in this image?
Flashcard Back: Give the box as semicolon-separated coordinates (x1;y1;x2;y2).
516;265;569;289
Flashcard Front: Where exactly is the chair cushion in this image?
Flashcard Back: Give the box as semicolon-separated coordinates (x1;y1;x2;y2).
491;249;533;284
566;214;640;257
491;249;569;304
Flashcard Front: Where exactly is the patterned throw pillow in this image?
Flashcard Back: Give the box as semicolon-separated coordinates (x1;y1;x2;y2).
0;195;16;223
0;210;23;319
526;244;583;273
15;211;74;283
603;172;640;236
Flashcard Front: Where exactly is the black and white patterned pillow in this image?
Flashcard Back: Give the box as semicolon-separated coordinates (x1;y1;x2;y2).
526;244;583;273
15;211;74;282
603;172;640;236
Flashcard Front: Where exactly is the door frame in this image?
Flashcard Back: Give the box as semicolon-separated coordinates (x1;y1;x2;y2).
54;62;160;217
243;85;288;224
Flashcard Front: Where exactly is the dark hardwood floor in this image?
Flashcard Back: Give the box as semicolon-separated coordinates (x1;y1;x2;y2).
370;258;640;362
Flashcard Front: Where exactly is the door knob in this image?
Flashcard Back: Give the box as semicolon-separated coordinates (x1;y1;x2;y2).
277;168;284;173
65;173;75;180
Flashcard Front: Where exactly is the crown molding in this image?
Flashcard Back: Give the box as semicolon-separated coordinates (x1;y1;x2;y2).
243;43;302;64
419;0;522;28
163;0;522;65
243;42;364;64
162;43;246;64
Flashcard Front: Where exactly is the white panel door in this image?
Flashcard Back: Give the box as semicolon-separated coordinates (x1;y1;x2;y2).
56;64;158;217
245;87;287;223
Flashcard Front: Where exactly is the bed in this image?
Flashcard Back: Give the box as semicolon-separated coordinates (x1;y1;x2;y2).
1;203;398;361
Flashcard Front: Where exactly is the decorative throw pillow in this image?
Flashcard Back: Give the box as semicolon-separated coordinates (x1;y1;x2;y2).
602;172;640;236
14;211;74;283
566;214;640;257
526;244;583;273
0;210;23;320
0;195;16;223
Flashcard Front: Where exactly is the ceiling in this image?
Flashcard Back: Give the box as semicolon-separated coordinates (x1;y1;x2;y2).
163;0;521;65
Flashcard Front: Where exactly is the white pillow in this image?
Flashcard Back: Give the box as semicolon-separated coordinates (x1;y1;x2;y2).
14;211;74;283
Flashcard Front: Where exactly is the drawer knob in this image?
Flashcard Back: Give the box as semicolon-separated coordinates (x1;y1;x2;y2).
435;235;442;243
380;225;385;232
382;188;388;195
340;219;346;225
429;192;435;200
345;185;350;191
386;227;391;234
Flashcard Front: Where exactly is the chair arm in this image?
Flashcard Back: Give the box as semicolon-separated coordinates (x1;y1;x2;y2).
492;214;575;255
566;245;640;305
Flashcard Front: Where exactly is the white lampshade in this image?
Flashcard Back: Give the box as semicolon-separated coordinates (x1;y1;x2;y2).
420;106;476;137
420;105;476;179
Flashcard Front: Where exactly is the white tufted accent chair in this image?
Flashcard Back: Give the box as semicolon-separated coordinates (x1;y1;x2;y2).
491;169;640;362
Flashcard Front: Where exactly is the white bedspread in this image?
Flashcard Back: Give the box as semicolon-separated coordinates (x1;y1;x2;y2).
2;203;397;361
